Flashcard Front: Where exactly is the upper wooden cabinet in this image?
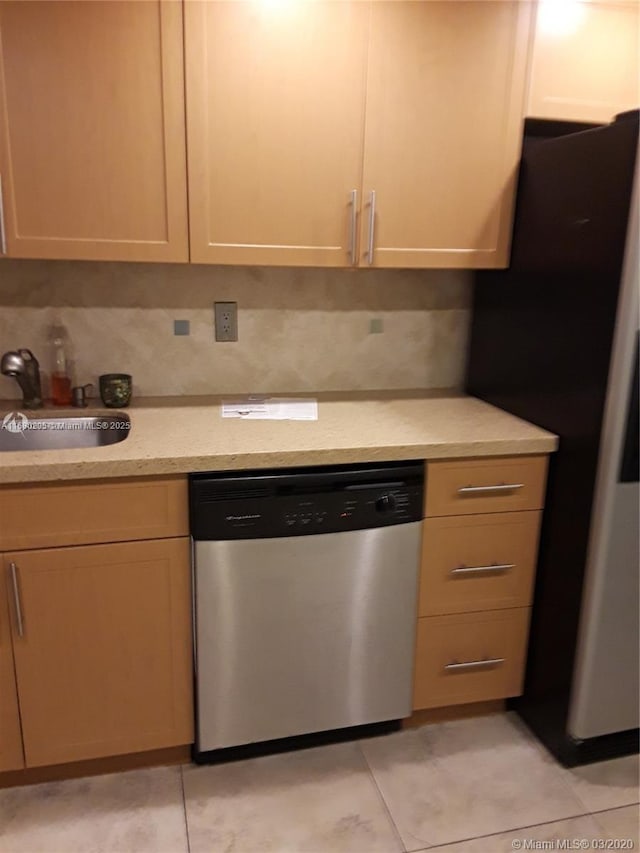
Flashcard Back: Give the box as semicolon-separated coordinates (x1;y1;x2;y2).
184;0;368;266
0;0;189;262
361;1;532;269
0;0;533;268
528;1;639;124
186;0;533;269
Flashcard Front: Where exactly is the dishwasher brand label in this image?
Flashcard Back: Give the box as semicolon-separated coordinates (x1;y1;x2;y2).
226;514;261;522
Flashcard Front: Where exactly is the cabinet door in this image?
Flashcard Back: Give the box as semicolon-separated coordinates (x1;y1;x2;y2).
5;539;193;768
360;1;532;269
0;1;188;262
0;572;23;772
528;1;639;123
185;0;368;266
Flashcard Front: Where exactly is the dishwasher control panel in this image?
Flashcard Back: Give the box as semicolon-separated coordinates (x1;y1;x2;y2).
190;461;424;540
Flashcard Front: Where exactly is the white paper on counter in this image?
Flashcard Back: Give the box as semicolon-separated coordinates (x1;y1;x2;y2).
270;398;318;420
222;397;318;421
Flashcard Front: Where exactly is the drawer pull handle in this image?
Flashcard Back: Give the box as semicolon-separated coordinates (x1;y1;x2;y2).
444;657;505;672
457;483;524;495
450;563;515;576
9;561;24;638
366;189;376;265
348;189;358;265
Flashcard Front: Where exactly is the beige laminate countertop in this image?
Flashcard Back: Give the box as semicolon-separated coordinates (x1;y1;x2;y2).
0;390;558;485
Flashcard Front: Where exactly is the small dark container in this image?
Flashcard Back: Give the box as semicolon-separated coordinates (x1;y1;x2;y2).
99;374;132;408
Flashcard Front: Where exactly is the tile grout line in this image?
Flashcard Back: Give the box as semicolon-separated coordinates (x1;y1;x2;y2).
588;801;640;817
356;717;608;852
357;741;409;853
355;716;636;852
179;764;192;853
407;809;604;852
502;712;612;818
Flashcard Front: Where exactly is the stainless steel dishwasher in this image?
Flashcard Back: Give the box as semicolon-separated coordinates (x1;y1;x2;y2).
190;462;424;760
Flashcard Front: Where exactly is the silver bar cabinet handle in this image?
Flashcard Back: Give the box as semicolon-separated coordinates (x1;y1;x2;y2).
0;175;7;255
348;189;357;266
444;657;505;672
366;189;376;265
457;483;524;495
450;563;515;576
9;561;24;637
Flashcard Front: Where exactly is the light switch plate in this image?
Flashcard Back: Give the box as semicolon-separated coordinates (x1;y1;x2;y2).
214;302;238;342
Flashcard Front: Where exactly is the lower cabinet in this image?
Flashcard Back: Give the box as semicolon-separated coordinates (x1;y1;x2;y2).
2;537;193;768
419;511;541;616
0;583;23;771
413;608;530;710
414;455;548;712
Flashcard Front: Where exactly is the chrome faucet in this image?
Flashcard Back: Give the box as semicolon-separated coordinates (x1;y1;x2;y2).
1;349;43;409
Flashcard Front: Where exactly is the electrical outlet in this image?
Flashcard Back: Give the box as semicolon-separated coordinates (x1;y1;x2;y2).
214;302;238;342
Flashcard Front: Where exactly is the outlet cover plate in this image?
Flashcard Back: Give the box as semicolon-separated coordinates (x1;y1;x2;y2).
214;302;238;342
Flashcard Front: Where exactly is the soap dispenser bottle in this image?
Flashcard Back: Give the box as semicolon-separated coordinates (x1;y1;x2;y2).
51;335;72;406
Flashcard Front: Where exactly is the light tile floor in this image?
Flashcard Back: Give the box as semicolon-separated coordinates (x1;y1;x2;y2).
0;713;638;853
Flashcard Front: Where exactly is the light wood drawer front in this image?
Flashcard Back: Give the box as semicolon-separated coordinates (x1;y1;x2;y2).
419;511;541;616
425;455;548;517
413;608;530;710
0;477;188;551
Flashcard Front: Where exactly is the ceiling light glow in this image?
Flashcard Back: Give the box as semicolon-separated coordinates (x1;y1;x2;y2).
538;0;587;37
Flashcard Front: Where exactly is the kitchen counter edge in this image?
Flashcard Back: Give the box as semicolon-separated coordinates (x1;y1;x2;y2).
0;392;559;485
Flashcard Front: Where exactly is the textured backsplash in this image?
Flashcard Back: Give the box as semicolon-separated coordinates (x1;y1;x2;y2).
0;261;472;399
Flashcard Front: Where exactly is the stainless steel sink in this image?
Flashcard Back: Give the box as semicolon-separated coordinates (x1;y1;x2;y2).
0;413;131;452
